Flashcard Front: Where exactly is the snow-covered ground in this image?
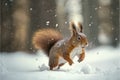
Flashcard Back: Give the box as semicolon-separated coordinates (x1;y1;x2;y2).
0;46;120;80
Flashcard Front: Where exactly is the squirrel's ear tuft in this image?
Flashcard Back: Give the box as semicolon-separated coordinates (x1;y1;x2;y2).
70;22;77;35
78;22;83;33
71;22;76;30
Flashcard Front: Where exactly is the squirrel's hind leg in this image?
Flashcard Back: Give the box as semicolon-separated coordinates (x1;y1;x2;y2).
58;63;65;69
63;54;73;65
49;56;59;70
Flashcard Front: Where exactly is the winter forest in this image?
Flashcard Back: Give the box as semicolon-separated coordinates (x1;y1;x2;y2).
0;0;120;80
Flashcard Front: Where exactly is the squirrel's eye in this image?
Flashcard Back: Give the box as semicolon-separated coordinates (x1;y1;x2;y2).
77;36;81;41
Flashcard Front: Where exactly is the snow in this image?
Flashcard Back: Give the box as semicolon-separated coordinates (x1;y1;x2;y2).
88;24;92;27
30;8;33;11
0;46;120;80
5;3;8;6
54;14;57;17
65;21;68;24
95;8;98;10
55;24;58;27
90;16;92;18
115;38;118;41
46;21;50;26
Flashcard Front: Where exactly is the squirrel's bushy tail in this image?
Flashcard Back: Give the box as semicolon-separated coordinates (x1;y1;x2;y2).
32;29;62;56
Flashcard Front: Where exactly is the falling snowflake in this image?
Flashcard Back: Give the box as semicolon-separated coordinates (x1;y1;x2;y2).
46;21;50;26
115;38;118;41
30;8;33;11
65;22;68;24
95;8;98;10
89;24;92;27
55;15;57;17
90;16;92;18
55;24;58;27
5;3;8;6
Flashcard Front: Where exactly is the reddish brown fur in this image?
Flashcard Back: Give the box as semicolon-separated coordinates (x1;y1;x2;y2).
78;22;83;32
32;28;63;56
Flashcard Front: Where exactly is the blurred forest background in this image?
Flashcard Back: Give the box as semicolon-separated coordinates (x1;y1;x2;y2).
0;0;119;53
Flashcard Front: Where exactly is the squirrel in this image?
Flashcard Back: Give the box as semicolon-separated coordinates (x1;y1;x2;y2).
32;22;88;70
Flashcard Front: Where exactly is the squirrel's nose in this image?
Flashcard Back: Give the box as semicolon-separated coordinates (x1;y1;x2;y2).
81;42;88;48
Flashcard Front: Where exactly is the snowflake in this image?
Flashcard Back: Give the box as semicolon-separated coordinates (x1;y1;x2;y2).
46;21;50;26
89;24;92;27
56;24;58;27
5;3;8;6
115;38;118;41
30;8;33;11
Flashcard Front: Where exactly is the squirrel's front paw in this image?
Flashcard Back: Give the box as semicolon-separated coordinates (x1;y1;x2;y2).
78;58;84;63
77;59;81;63
69;61;74;65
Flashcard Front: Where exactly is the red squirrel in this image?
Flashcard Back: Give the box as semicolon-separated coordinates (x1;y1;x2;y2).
32;22;88;70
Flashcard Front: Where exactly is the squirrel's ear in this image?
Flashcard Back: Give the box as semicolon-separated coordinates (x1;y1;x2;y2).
78;22;83;33
70;22;77;35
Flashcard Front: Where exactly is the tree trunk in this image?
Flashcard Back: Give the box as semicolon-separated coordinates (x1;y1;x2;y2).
111;0;119;47
98;0;114;46
1;0;14;52
56;0;70;37
12;0;30;51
